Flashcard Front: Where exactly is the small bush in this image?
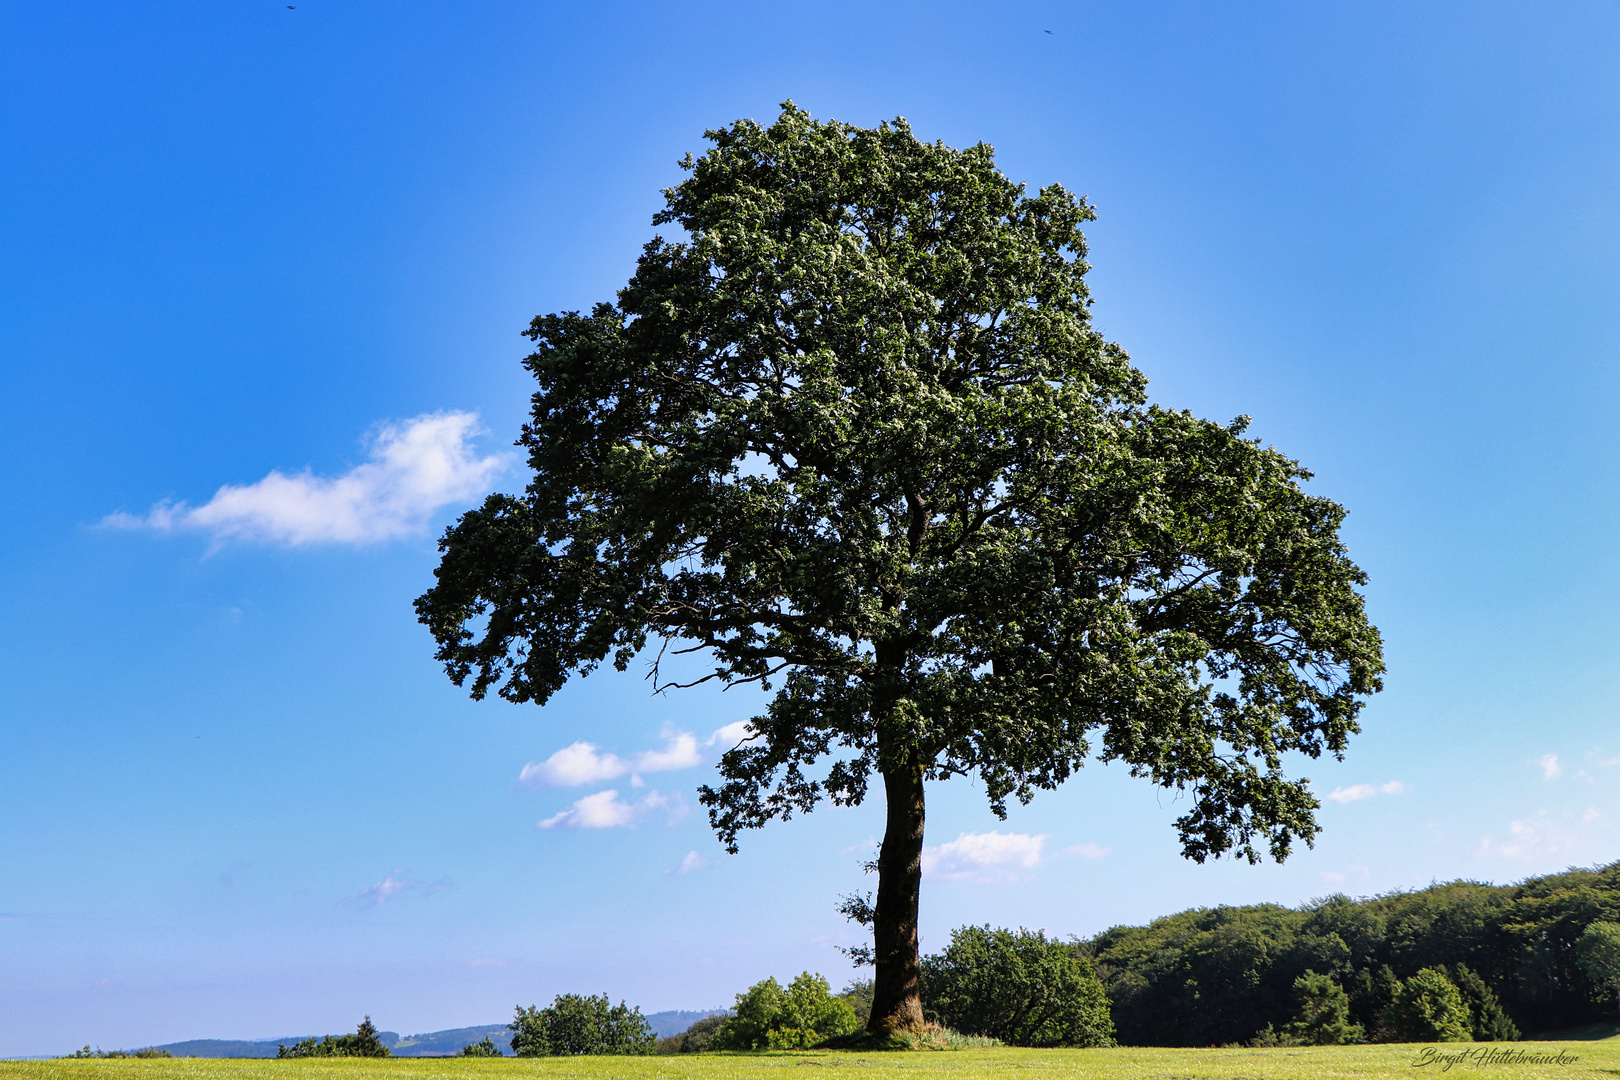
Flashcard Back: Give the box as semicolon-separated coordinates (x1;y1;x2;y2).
277;1017;391;1058
655;1014;729;1054
709;972;858;1050
921;925;1114;1047
459;1036;502;1057
508;993;655;1056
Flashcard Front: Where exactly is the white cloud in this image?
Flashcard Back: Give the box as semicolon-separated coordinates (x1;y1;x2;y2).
520;731;704;787
923;831;1046;882
1327;780;1408;804
1478;807;1606;859
537;789;682;830
521;742;629;787
1060;842;1111;859
635;732;701;772
1320;864;1371;885
1540;754;1562;781
668;851;713;875
707;721;755;748
104;411;506;546
357;870;413;906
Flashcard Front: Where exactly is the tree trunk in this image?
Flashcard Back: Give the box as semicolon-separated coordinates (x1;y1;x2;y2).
867;757;926;1035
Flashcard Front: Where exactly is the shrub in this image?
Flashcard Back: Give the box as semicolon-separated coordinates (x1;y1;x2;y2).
65;1047;172;1058
709;972;859;1049
1383;968;1472;1043
276;1017;391;1058
921;925;1114;1047
655;1014;729;1054
507;994;655;1056
459;1036;502;1056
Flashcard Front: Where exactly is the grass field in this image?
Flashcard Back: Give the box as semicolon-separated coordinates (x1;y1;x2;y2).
6;1041;1620;1080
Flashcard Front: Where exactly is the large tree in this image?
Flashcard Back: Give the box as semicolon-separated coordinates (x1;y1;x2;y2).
416;104;1384;1036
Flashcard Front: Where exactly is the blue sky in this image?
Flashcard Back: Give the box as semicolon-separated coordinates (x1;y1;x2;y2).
4;0;1620;1058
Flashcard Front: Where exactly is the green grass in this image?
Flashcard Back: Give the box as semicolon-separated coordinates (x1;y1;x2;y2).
6;1042;1620;1080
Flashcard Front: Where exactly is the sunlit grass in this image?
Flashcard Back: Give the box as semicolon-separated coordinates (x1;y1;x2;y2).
6;1041;1620;1080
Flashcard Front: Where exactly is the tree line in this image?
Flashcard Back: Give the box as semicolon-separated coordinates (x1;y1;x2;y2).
1084;860;1620;1045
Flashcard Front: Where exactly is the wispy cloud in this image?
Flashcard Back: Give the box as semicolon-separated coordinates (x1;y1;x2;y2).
1326;780;1408;804
1320;864;1371;885
520;731;705;787
1478;807;1606;859
1060;842;1111;859
354;869;448;907
667;851;713;875
538;789;683;830
1540;754;1562;781
104;411;506;546
923;831;1046;882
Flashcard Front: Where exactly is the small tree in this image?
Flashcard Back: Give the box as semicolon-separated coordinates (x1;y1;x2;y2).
920;925;1113;1047
1448;964;1519;1042
1575;921;1620;1019
507;995;655;1056
276;1017;392;1059
710;972;858;1049
1285;971;1363;1045
1384;968;1472;1043
459;1036;503;1057
417;103;1385;1035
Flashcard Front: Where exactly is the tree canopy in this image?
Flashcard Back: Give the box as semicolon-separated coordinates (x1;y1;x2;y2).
507;995;655;1056
920;925;1113;1047
417;102;1384;1033
709;972;858;1050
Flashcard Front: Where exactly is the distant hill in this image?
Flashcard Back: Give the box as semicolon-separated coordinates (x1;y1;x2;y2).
390;1025;509;1056
644;1010;728;1038
148;1011;728;1058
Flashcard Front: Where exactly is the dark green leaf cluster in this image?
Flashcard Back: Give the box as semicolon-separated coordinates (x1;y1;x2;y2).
708;972;859;1050
507;994;656;1056
275;1017;391;1058
458;1036;503;1057
1383;967;1473;1042
416;102;1384;865
1090;861;1620;1044
64;1047;173;1059
919;925;1114;1047
654;1014;730;1054
1283;970;1363;1045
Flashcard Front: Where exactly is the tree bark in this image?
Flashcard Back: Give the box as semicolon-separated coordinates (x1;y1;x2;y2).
867;757;927;1035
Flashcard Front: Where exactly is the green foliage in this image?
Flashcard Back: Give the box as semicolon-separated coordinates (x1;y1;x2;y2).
459;1036;502;1057
1576;921;1620;1016
1285;972;1363;1045
839;980;875;1028
1090;862;1620;1045
417;101;1383;1033
275;1018;391;1059
507;994;656;1057
710;973;859;1050
1383;968;1472;1043
655;1014;730;1054
65;1047;172;1059
920;926;1113;1048
1449;964;1519;1041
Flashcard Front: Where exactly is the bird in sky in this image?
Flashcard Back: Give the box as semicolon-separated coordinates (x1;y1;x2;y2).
1045;29;1053;34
